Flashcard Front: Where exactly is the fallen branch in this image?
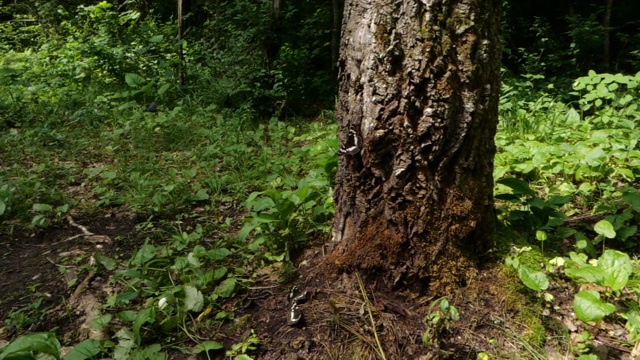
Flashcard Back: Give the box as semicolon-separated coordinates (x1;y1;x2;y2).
55;216;112;244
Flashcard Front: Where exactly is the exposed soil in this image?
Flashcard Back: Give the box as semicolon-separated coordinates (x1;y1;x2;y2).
1;211;634;359
0;210;139;339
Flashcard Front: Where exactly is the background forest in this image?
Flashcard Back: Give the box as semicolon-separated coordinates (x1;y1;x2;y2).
1;0;640;359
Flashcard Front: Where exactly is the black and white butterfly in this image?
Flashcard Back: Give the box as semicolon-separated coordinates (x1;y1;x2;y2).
339;129;361;155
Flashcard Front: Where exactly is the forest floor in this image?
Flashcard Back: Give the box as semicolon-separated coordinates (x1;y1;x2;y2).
3;102;640;359
2;208;633;359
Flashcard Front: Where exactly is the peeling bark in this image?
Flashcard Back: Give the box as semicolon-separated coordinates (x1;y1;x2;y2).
330;0;501;293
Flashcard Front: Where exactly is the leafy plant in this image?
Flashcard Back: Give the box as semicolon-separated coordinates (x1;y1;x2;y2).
496;177;570;249
4;291;48;331
565;250;632;294
239;174;333;261
0;332;60;360
422;297;460;347
225;330;259;360
505;247;550;292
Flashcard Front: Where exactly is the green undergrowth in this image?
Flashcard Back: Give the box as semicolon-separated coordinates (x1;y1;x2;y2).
0;107;337;229
3;27;640;356
493;71;640;358
1;70;338;358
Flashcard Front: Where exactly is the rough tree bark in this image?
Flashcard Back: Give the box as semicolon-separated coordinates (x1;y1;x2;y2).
330;0;501;293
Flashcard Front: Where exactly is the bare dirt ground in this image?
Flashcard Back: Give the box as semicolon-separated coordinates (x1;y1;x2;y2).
0;211;139;340
1;211;633;359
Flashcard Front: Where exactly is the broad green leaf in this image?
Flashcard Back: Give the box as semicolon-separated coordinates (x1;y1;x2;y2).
134;344;165;360
183;285;204;312
598;250;632;291
95;253;116;271
577;355;599;360
623;190;640;211
0;199;6;216
132;308;154;345
566;108;581;122
237;223;256;242
91;313;112;330
0;333;61;360
496;178;535;196
234;355;253;360
439;299;449;312
116;310;137;322
131;244;157;266
186;252;201;267
618;225;637;241
247;196;275;211
616;167;635;180
62;339;101;360
594;219;616;239
158;83;171;95
546;195;572;206
449;306;460;321
207;248;230;260
215;278;237;298
124;73;145;88
574;290;616;322
584;146;605;165
248;235;267;251
31;214;47;226
32;203;53;212
517;266;549;291
100;171;117;180
213;267;228;280
192;341;224;354
625;311;640;341
149;35;164;43
565;265;603;284
569;251;588;265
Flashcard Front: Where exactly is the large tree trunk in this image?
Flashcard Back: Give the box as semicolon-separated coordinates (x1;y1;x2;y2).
330;0;501;293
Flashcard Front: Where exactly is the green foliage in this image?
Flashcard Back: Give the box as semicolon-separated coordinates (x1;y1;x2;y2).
505;247;550;292
240;174;333;260
2;0;640;355
184;0;335;115
517;265;549;292
565;250;632;292
422;297;460;347
0;332;60;360
224;330;259;359
238;121;337;260
573;290;615;323
0;1;178;130
4;291;48;332
497;72;640;249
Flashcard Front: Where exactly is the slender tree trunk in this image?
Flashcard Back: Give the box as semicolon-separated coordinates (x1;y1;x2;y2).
603;0;613;72
177;0;184;88
263;0;283;70
330;0;501;293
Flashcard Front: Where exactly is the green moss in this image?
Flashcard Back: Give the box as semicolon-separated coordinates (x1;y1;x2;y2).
626;261;640;289
490;224;548;349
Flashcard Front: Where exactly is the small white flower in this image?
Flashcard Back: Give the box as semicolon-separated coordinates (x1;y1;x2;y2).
158;297;168;310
